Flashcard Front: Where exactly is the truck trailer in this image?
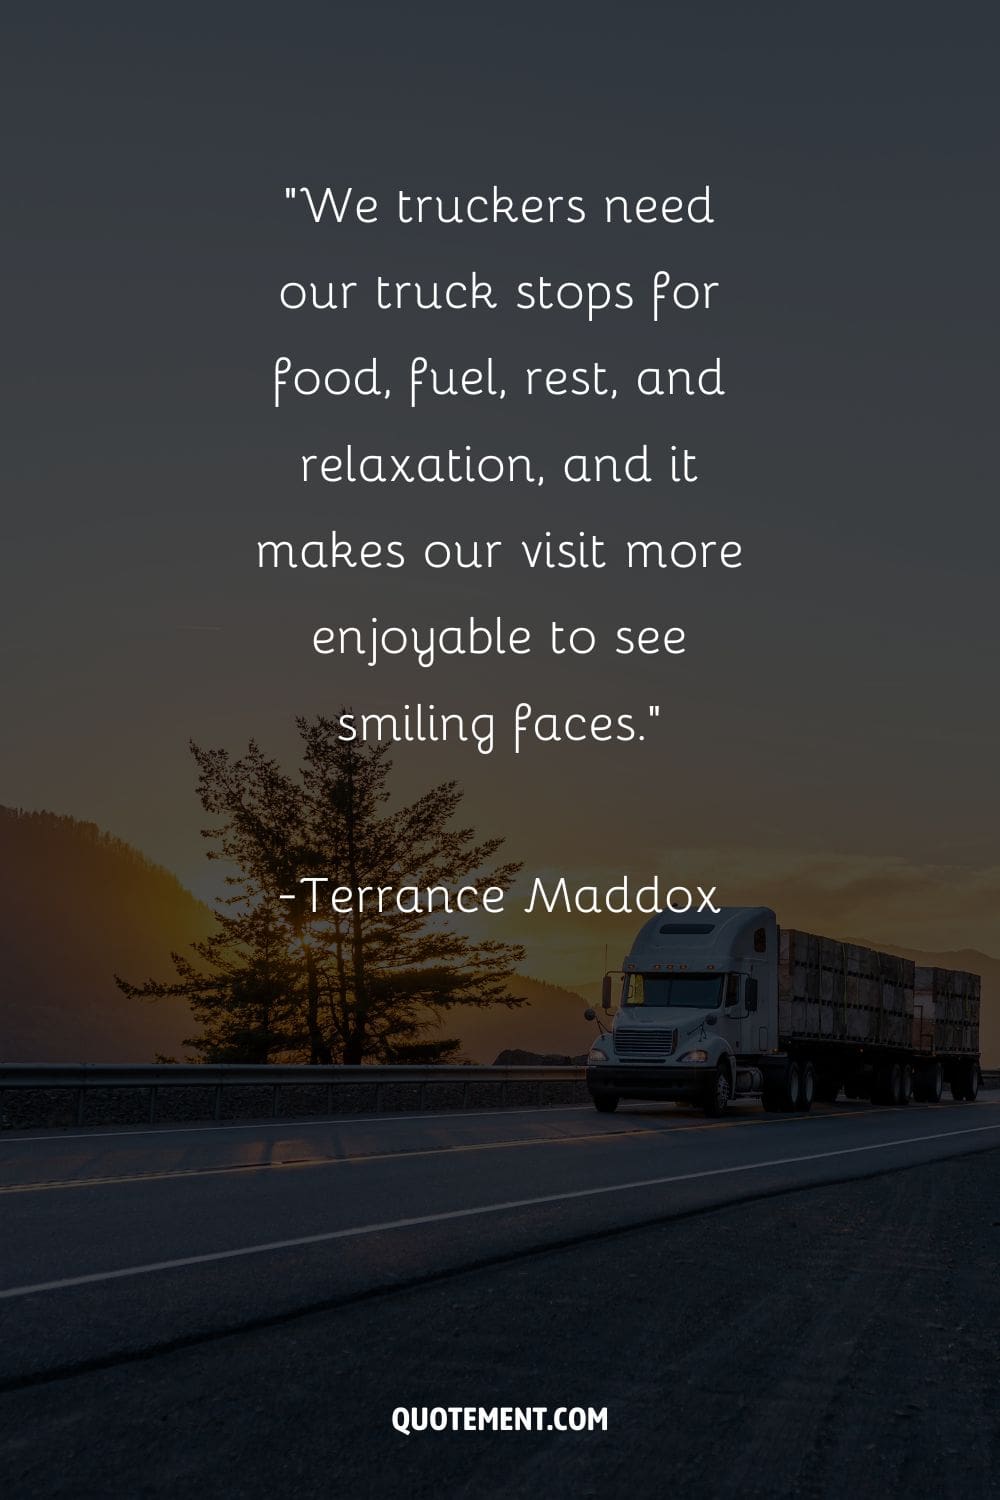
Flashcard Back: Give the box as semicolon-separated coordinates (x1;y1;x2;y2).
585;906;981;1116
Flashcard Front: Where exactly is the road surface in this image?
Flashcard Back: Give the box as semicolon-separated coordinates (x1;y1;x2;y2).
1;1096;998;1497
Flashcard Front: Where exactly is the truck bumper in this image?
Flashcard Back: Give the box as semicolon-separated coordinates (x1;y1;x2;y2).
586;1064;710;1101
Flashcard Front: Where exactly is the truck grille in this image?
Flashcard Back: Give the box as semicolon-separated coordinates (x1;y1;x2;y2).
614;1028;678;1061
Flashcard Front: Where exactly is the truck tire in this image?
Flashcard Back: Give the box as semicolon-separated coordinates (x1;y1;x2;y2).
951;1060;980;1102
591;1091;619;1113
704;1064;732;1117
780;1059;803;1112
873;1061;903;1106
798;1059;815;1113
919;1060;944;1104
899;1062;913;1106
888;1062;903;1106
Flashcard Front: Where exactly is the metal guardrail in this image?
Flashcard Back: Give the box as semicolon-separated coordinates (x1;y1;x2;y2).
0;1063;588;1130
0;1063;584;1087
0;1062;994;1131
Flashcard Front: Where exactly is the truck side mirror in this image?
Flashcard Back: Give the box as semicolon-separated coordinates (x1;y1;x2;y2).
601;974;613;1011
583;1007;597;1022
746;978;758;1013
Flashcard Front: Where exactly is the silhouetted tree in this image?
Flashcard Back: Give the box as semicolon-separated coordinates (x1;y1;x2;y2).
298;719;524;1063
117;716;525;1063
118;900;305;1063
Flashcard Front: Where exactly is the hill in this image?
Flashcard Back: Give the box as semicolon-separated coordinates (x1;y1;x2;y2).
5;809;987;1068
0;807;213;1062
436;975;594;1064
0;808;594;1064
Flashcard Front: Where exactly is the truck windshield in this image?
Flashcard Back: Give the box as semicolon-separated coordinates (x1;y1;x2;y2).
625;974;724;1009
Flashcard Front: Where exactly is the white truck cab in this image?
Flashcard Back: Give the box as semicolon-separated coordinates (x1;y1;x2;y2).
586;907;777;1114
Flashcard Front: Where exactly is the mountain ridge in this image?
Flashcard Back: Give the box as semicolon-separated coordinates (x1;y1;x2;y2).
0;807;594;1063
0;808;994;1064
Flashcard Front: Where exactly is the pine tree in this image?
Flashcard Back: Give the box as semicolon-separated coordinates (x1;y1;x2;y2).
117;717;525;1063
118;900;305;1062
299;717;524;1063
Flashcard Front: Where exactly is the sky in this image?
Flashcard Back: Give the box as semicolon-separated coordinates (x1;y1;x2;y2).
3;2;998;981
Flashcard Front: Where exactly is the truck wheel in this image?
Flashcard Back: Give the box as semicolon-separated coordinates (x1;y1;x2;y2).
591;1091;619;1114
704;1064;731;1117
899;1062;913;1106
873;1062;903;1106
798;1060;815;1113
921;1060;944;1104
951;1060;979;1102
781;1060;803;1112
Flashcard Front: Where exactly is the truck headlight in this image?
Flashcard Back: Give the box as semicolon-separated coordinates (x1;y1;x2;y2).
588;1047;612;1065
678;1049;710;1064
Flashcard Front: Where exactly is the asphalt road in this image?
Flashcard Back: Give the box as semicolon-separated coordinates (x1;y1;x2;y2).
1;1096;999;1497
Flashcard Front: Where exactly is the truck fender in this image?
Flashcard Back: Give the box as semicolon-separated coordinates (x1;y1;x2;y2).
715;1045;735;1086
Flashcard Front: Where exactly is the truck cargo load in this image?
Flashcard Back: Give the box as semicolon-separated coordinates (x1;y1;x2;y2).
913;967;981;1056
779;931;914;1049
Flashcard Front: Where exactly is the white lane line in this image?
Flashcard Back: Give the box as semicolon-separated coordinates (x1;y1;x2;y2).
0;1106;905;1193
2;1120;998;1302
0;1104;594;1147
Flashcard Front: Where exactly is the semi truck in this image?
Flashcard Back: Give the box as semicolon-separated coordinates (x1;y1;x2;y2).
585;906;981;1116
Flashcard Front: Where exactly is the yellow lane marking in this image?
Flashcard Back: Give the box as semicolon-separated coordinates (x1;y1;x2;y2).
0;1127;663;1194
0;1110;860;1193
0;1100;990;1196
